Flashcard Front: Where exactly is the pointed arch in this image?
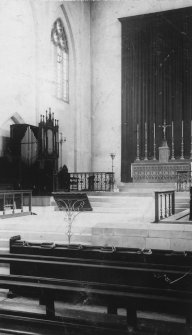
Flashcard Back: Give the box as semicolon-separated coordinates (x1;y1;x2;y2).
60;4;78;171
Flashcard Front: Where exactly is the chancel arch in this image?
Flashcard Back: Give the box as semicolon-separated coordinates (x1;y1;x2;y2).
119;7;192;182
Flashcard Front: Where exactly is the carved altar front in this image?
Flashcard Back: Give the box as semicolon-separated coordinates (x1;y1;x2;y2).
131;160;190;183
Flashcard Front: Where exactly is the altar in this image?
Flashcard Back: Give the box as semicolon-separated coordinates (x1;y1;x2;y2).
131;120;192;183
131;160;190;183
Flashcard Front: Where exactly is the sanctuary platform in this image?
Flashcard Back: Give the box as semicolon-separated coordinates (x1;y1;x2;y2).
0;189;190;254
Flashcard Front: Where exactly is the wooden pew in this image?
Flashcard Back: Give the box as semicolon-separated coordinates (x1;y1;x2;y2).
10;235;192;266
0;267;192;329
7;236;192;332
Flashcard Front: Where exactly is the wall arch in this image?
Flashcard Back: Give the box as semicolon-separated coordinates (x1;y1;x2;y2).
59;4;78;171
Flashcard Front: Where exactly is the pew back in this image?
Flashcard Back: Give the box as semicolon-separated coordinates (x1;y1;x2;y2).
9;235;192;290
8;235;192;330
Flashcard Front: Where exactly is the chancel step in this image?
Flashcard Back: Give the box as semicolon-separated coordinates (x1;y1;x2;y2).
88;193;154;216
175;193;189;214
0;189;190;256
118;183;176;194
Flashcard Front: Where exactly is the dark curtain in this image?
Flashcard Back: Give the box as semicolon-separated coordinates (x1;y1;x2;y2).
119;7;192;182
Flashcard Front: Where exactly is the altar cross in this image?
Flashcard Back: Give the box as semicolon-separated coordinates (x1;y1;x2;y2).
158;120;171;141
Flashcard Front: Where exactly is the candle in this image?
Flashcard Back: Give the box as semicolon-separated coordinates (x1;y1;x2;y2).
144;122;148;160
182;120;183;138
191;120;192;137
172;121;174;138
137;124;139;141
154;123;155;140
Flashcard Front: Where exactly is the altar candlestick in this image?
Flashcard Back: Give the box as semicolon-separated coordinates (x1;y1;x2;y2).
182;120;183;138
137;124;139;140
153;123;156;160
191;120;192;137
181;120;184;160
171;121;175;160
136;124;140;161
190;120;192;159
144;122;148;160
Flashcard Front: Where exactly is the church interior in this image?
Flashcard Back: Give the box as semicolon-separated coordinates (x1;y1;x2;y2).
1;0;192;334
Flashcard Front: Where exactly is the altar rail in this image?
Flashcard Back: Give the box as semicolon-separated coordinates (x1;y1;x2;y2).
0;190;32;217
69;172;114;192
177;170;192;191
155;190;175;223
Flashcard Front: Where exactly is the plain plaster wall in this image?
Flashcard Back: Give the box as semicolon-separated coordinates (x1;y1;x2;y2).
90;0;192;184
29;0;92;172
0;0;91;171
0;0;36;155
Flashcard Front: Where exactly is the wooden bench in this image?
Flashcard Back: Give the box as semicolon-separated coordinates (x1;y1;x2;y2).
6;236;192;333
10;235;192;266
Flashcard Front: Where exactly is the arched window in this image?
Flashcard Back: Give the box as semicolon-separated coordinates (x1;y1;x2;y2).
51;18;69;102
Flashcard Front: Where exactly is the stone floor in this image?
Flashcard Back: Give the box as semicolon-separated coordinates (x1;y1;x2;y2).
0;192;191;251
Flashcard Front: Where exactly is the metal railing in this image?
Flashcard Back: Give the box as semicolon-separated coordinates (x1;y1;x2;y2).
69;172;114;192
0;190;32;217
155;190;175;223
177;170;192;192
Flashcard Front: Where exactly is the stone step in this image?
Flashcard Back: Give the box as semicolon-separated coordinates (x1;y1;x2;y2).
175;198;189;203
119;182;176;188
175;198;189;202
0;190;189;256
175;202;189;208
0;240;9;248
175;192;189;198
175;203;189;208
0;248;9;253
90;224;192;250
90;201;150;208
92;208;153;214
25;191;190;208
175;197;189;213
175;209;189;214
25;196;54;207
88;191;154;197
175;209;185;214
119;183;176;192
89;196;152;203
0;229;92;240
